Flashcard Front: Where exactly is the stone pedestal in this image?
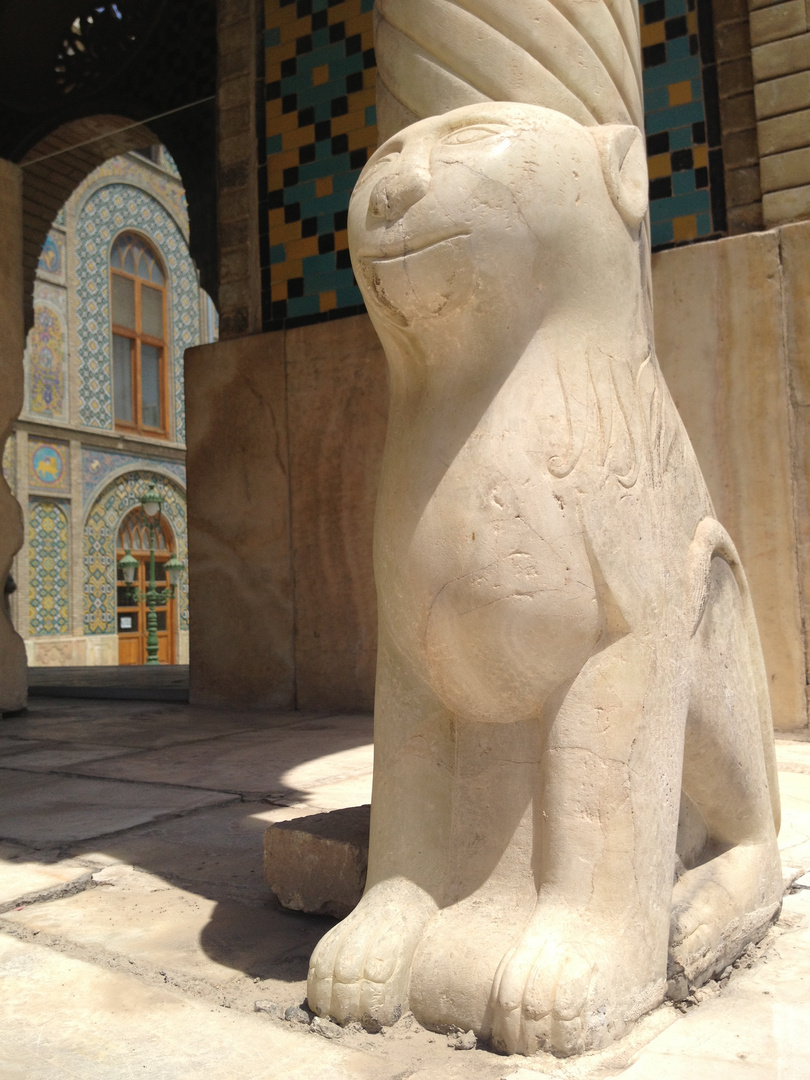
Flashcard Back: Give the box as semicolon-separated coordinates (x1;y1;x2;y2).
0;158;27;714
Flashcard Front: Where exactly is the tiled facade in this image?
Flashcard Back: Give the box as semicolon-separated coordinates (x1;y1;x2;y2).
260;0;723;329
83;470;189;637
26;284;68;420
28;500;70;637
76;182;199;442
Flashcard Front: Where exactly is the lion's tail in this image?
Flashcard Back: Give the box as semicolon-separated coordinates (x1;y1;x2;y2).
686;517;780;833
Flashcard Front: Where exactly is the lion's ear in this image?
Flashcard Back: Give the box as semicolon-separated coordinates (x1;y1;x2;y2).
590;124;648;230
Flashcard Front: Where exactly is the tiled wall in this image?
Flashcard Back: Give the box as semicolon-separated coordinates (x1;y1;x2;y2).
28;500;70;637
260;0;724;328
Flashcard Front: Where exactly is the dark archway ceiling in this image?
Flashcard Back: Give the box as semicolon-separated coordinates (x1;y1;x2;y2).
0;0;218;305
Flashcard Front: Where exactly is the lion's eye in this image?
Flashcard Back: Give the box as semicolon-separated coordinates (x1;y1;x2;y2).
442;124;510;145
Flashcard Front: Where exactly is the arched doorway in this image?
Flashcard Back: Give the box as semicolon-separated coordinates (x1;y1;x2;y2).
116;506;176;665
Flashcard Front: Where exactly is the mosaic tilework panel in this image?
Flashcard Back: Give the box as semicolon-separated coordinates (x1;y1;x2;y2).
2;436;15;495
37;229;65;283
261;0;377;328
79;155;190;240
81;448;186;511
26;282;67;420
84;470;188;635
29;499;70;637
76;182;200;440
29;438;70;495
640;0;723;247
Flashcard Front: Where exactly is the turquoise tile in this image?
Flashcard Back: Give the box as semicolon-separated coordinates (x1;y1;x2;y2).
643;87;670;112
650;190;710;221
645;100;706;133
337;285;363;307
651;219;674;246
643;55;700;90
267;134;283;155
270;245;286;265
697;211;712;234
667;37;691;61
366;104;377;127
672;170;695;195
665;0;688;15
265;27;281;48
287;295;322;318
669;125;694;150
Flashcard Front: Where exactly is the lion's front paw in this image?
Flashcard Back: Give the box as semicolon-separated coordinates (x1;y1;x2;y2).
307;878;436;1028
489;915;662;1056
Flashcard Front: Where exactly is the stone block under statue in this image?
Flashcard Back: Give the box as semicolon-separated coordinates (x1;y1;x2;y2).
306;102;784;1057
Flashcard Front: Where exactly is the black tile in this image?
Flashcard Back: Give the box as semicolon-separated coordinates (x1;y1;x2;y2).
266;80;281;101
283;165;300;186
646;130;670;156
271;299;288;322
346;71;363;93
695;166;709;189
349;147;368;169
296;0;312;17
696;0;716;65
314;119;331;141
329;21;346;42
689;33;699;55
331;132;349;154
299;143;316;164
282;93;298;114
288;276;304;298
702;64;721;146
345;33;362;55
259;232;270;268
284;202;302;223
333;208;348;231
336;248;352;270
649;176;672;200
642;42;667;67
671;147;693;171
318;233;335;254
302;216;318;237
363;47;376;69
281;57;297;78
643;0;665;24
268;188;285;209
665;15;688;39
331;95;349;117
298;105;316;127
312;10;327;30
296;34;313;56
692;120;706;144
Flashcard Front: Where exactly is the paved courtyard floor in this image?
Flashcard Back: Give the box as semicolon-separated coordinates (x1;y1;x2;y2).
0;696;808;1079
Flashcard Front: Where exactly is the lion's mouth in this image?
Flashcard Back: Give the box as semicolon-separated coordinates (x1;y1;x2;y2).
359;231;470;263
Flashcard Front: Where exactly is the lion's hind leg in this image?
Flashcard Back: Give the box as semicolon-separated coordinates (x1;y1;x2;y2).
670;545;783;995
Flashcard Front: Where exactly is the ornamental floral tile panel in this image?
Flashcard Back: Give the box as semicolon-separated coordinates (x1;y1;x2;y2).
76;183;200;440
81;447;186;511
26;282;68;420
37;229;66;284
2;436;15;494
84;470;188;635
28;438;70;495
29;499;70;637
77;155;189;240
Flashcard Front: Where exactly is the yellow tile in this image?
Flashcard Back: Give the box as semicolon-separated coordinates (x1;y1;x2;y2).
268;207;288;229
669;81;692;107
272;280;288;301
648;153;672;179
265;42;297;80
345;12;374;36
282;125;317;151
335;229;349;250
348;126;374;151
316;176;334;197
687;10;698;34
331;111;366;136
640;21;666;47
271;258;304;283
267;1;299;29
281;17;312;44
268;220;305;246
693;144;708;169
312;64;330;86
320;290;338;312
266;107;299;137
286;235;320;259
673;215;697;243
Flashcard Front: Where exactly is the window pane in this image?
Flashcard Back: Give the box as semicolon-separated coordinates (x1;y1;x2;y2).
110;241;122;269
113;335;133;423
124;247;136;275
141;344;162;428
138;249;153;280
111;274;135;329
141;285;163;338
150;260;164;285
156;609;167;631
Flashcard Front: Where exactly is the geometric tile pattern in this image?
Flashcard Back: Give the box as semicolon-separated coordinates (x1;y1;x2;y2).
26;284;68;419
28;438;70;495
79;154;189;241
640;0;719;248
83;470;188;635
28;499;70;637
261;0;376;328
76;181;200;440
81;447;186;512
261;0;721;327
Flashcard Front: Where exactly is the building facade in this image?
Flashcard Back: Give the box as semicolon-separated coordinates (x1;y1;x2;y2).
2;148;216;667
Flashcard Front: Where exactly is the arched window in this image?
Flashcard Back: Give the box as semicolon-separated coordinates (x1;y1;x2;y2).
116;505;177;664
110;232;168;437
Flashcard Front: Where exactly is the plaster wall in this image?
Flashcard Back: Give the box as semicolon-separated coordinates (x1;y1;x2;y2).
186;227;809;729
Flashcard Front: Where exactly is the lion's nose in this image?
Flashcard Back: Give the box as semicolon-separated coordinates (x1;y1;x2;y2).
368;166;430;220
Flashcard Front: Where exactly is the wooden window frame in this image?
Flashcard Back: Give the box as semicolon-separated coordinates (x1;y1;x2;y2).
110;232;169;439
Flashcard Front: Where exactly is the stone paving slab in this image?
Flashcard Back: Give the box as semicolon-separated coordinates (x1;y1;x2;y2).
70;721;374;799
0;743;142;772
69;802;323;904
0;843;91;910
0;769;237;846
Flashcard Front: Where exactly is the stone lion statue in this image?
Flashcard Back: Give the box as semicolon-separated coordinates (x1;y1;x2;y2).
307;102;783;1057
